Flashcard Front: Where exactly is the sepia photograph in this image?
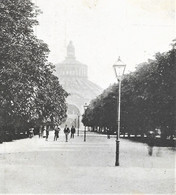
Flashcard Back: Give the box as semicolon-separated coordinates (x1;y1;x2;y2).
0;0;175;194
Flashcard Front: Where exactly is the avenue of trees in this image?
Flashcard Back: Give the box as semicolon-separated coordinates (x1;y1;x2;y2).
82;41;175;140
0;0;68;140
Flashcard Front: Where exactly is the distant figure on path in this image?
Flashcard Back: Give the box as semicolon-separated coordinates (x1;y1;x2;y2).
54;125;60;141
46;126;49;141
70;125;76;138
29;128;34;138
64;125;70;142
57;125;61;138
39;125;43;138
41;126;44;138
147;131;155;156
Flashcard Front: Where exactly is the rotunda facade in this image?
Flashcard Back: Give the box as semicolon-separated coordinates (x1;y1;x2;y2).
55;41;102;126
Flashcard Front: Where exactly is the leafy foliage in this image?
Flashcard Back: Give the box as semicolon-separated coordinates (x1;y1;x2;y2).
82;42;176;139
0;0;68;135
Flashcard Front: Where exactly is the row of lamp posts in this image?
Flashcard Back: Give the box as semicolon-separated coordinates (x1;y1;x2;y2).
78;57;126;166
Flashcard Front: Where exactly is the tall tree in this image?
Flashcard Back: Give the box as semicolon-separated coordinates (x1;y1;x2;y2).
0;0;68;135
82;41;175;139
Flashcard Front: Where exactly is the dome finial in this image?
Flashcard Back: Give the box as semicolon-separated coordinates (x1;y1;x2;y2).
67;41;75;59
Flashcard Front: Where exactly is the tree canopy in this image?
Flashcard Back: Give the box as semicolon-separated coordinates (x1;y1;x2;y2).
82;41;176;139
0;0;68;134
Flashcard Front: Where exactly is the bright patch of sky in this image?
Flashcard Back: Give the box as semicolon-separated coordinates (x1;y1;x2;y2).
34;0;175;89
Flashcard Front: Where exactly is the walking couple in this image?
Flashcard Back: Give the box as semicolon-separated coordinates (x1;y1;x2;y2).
64;125;76;142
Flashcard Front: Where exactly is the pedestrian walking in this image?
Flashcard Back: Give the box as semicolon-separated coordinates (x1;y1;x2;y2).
46;126;49;141
42;126;46;138
39;125;42;138
28;127;34;138
54;125;60;141
70;125;76;138
57;126;61;138
64;125;70;142
41;126;44;138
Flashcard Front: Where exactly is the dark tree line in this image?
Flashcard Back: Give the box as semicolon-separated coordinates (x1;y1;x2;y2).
82;41;176;140
0;0;68;141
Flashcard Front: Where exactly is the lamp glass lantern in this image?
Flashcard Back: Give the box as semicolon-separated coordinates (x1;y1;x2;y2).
84;103;88;110
113;57;126;81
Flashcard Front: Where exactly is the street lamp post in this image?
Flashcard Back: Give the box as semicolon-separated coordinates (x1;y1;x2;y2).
77;114;80;136
84;103;88;142
74;118;76;127
113;56;126;166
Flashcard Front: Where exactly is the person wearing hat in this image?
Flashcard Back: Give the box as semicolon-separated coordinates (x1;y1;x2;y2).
54;125;60;141
64;125;70;142
70;125;76;138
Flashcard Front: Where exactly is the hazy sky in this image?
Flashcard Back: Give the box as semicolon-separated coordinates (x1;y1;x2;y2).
34;0;175;89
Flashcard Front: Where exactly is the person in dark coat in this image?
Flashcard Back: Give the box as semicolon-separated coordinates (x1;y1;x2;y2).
46;126;49;141
39;125;43;138
70;126;76;138
64;125;70;142
54;125;60;141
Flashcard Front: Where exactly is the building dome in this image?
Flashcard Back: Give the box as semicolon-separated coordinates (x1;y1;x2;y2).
57;41;88;79
55;41;102;126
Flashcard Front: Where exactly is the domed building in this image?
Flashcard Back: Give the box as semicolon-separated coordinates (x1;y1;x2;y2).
55;41;102;126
